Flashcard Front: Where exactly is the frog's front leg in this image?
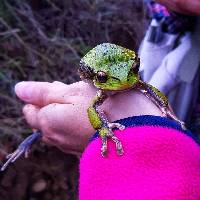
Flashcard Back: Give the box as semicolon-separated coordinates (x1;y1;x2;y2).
87;90;125;156
137;81;186;130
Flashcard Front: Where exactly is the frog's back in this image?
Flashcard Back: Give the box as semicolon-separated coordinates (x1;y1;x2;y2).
82;43;136;72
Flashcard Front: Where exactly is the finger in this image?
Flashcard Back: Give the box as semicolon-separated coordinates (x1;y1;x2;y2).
37;103;93;153
23;104;40;129
15;81;94;107
15;81;66;106
23;103;73;149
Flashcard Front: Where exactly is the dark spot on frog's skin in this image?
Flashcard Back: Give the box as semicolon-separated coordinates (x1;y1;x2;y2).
111;76;120;81
108;55;112;62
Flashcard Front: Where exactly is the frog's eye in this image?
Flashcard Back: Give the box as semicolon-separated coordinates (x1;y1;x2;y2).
96;71;108;83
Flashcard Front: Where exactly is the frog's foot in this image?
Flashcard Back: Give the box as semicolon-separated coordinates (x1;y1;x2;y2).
179;121;187;130
161;107;187;130
108;122;125;155
100;133;124;157
99;123;124;157
161;107;167;117
108;132;124;156
108;122;125;131
1;131;42;171
101;136;108;157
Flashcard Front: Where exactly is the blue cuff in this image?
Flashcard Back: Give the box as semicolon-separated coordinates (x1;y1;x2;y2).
90;115;200;145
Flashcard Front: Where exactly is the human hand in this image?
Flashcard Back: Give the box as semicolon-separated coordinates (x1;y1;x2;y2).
15;81;162;155
156;0;200;15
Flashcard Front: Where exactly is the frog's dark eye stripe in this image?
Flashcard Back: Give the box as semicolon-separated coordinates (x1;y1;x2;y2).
78;61;95;79
96;71;108;83
132;57;140;74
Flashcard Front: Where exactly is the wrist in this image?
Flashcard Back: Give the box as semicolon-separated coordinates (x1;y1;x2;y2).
103;90;163;122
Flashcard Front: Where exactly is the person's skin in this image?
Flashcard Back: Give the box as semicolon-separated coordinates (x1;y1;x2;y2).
156;0;200;15
15;81;162;155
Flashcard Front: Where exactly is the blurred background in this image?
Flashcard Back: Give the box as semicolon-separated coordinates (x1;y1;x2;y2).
0;0;147;199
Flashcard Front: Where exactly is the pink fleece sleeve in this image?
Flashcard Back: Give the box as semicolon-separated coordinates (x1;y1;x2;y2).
79;116;200;200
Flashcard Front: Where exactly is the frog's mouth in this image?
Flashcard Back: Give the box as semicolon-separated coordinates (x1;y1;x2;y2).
78;61;95;80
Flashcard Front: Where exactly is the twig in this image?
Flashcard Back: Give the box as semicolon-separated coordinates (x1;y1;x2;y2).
46;0;62;11
0;29;20;36
17;3;80;59
0;93;21;107
5;1;28;33
0;17;54;65
17;3;49;42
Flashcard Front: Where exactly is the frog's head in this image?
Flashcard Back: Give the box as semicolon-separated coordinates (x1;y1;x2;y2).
78;43;140;91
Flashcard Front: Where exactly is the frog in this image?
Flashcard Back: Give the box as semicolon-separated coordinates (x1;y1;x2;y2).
78;43;186;156
1;43;185;170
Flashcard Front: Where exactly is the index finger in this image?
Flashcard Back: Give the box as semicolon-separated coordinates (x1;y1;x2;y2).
15;81;96;107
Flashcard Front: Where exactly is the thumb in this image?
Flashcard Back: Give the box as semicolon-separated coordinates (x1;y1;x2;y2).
15;81;74;106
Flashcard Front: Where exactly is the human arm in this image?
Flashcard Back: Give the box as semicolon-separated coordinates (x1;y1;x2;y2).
156;0;200;15
15;80;162;155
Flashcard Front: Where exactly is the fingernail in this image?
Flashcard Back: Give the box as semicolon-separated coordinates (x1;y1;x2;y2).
15;82;33;101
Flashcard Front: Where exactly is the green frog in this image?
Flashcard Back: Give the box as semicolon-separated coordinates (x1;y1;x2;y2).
1;43;185;171
78;43;186;157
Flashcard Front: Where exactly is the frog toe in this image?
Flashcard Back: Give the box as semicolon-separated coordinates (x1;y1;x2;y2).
108;122;125;131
